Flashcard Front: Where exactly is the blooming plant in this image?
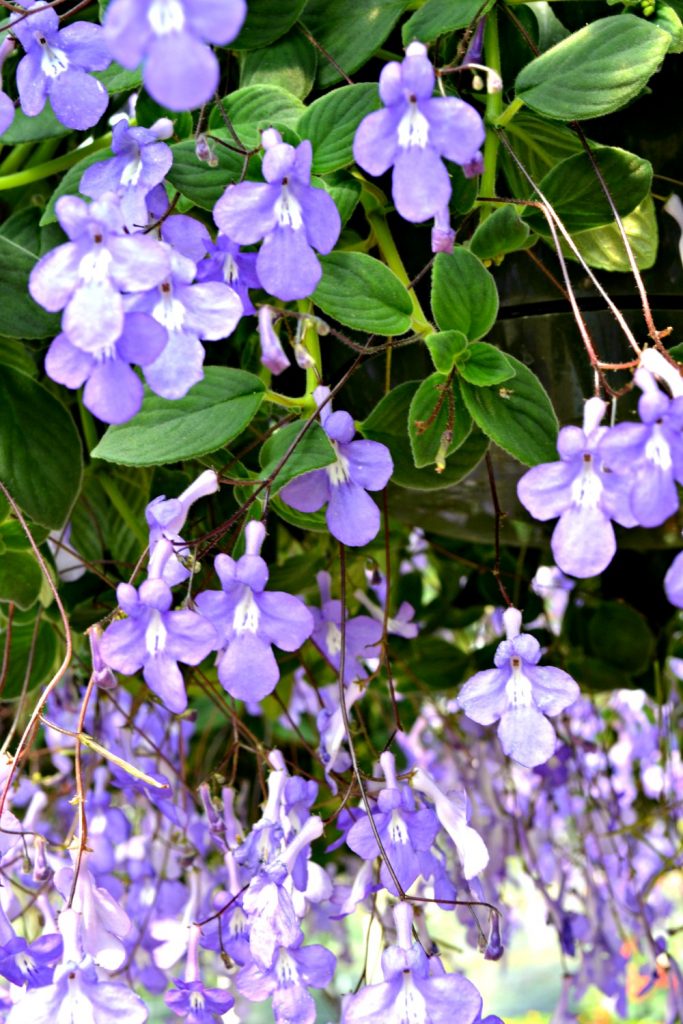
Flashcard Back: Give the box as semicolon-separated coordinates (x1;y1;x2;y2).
0;3;682;1024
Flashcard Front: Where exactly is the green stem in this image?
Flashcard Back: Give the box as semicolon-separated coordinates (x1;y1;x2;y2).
359;187;432;338
0;133;112;191
78;404;99;455
296;299;322;397
97;475;148;549
479;11;504;218
495;96;524;130
264;388;314;412
0;142;34;176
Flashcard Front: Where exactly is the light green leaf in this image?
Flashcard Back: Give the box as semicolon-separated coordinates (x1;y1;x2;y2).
501;111;585;199
459;353;558;465
458;342;515;387
0;366;83;530
94;62;143;94
566;194;658;271
302;0;412;86
313;252;412;334
259;420;335;494
0;104;69;144
409;374;472;469
92;368;266;466
240;26;317;98
402;0;494;44
425;330;468;373
515;15;670;120
298;83;381;173
207;84;306;142
469;206;532;260
431;247;499;340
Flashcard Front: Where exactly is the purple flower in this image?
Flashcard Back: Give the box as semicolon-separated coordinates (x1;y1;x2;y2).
165;979;234;1022
99;539;217;714
280;387;394;547
236;941;336;1024
214;130;341;301
80;117;174;231
146;469;219;586
517;397;636;578
412;767;489;880
11;1;110;130
29;193;171;354
456;607;580;768
311;571;383;684
342;903;483;1024
257;306;291;375
103;0;247;111
664;550;683;607
195;521;314;703
0;933;62;989
196;233;261;316
353;42;485;223
45;312;167;424
0;37;16;136
598;366;683;528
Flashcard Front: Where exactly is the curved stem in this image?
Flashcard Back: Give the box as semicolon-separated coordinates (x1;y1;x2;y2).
0;133;112;191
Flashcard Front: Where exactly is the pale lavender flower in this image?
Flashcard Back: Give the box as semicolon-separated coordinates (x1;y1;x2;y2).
195;521;314;703
431;206;456;254
165;979;234;1022
99;539;217;714
145;469;219;586
103;0;247;111
45;312;167;424
196;233;261;316
311;571;383;684
30;193;171;354
0;933;62;989
11;1;110;130
665;550;683;608
258;306;291;375
214;130;341;301
280;387;394;547
54;849;131;972
0;37;16;136
456;607;580;768
80;117;174;231
236;940;336;1024
412;767;489;880
517;397;636;578
353;42;485;223
342;903;482;1024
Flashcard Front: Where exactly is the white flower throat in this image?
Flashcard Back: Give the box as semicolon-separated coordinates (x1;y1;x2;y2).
397;100;430;149
505;656;533;709
326;444;351;487
571;453;603;510
145;610;168;656
37;37;69;79
148;0;185;35
153;282;186;331
274;182;303;231
644;423;673;471
233;589;260;634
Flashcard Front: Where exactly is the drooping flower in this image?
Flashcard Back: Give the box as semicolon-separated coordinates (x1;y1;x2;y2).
353;42;485;223
456;607;580;768
11;1;110;130
103;0;247;111
99;539;217;714
257;306;291;375
214;129;341;301
280;387;394;547
517;397;636;578
195;521;314;703
145;469;219;585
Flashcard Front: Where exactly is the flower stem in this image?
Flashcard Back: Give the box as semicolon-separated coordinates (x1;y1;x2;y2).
479;10;504;220
264;388;314;412
0;133;112;191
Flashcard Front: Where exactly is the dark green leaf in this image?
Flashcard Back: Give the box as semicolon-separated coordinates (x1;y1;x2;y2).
426;330;468;373
566;653;634;693
361;381;488;490
92;368;265;466
298;83;381;173
515;15;670;120
469;206;532;260
0;104;69;144
319;171;361;226
0;230;61;339
409;374;472;469
524;147;652;234
313;252;412;335
207;85;306;142
501;111;585;199
40;150;110;227
167;131;245;211
459;353;558;465
0;616;59;701
233;0;306;49
302;0;411;86
240;26;317;98
589;601;655;676
402;0;494;44
0;339;36;377
0;549;42;610
431;247;498;340
458;342;515;387
0;366;82;530
259;420;335;494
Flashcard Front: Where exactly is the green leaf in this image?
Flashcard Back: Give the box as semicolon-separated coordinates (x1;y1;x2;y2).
313;252;412;334
233;0;306;49
0;230;61;339
402;0;494;44
167;131;245;211
361;381;488;490
0;339;36;377
302;0;411;86
0;549;43;610
589;601;655;676
515;15;670;120
259;420;335;494
431;248;499;340
565;653;634;694
653;3;683;52
240;26;317;99
94;62;143;94
426;330;468;373
40;150;110;226
0;104;69;144
92;368;266;466
0;366;83;529
298;83;381;173
318;171;361;226
458;342;515;387
469;206;532;260
459;353;558;465
207;85;306;142
524;146;653;234
566;194;658;271
501;111;585;199
135;92;194;137
408;374;472;469
0;615;59;701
